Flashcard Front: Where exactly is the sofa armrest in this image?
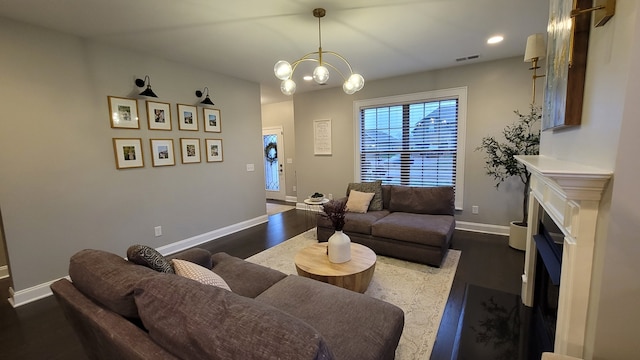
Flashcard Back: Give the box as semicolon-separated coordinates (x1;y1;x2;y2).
51;279;179;360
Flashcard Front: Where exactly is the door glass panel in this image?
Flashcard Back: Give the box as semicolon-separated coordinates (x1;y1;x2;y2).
263;134;280;191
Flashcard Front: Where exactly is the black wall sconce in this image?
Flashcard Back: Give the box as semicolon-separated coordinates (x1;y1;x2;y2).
134;75;158;98
195;87;214;105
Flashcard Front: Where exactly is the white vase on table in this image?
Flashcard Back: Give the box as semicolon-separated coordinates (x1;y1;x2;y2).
328;230;351;263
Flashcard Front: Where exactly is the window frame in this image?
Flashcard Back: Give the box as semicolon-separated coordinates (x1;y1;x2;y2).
353;87;466;210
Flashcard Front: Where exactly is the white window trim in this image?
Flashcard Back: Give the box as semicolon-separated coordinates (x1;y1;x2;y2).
353;87;466;210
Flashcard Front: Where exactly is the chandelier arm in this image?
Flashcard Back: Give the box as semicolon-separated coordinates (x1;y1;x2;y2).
323;51;354;74
320;62;348;81
289;58;349;81
290;56;320;76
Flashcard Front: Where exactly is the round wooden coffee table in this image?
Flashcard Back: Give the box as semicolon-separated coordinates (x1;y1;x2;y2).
294;242;376;293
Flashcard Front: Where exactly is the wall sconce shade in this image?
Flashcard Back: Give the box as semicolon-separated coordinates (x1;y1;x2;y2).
134;75;158;98
524;33;547;104
273;8;364;96
195;87;214;106
524;33;546;63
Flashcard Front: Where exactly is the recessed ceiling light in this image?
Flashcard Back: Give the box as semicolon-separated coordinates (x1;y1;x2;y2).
303;75;313;81
487;35;504;44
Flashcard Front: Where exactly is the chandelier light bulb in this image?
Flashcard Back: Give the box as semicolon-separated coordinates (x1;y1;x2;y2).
343;80;356;94
313;65;330;84
274;60;293;80
280;79;296;95
348;73;365;91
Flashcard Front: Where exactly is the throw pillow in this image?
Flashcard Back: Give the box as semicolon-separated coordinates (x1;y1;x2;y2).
346;180;383;211
172;259;232;291
345;190;376;213
126;244;175;274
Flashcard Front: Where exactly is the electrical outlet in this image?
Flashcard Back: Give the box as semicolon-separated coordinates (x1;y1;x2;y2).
246;164;255;171
154;226;162;237
472;206;479;214
293;185;296;191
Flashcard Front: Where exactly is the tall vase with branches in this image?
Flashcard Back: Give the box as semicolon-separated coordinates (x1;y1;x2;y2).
476;105;541;227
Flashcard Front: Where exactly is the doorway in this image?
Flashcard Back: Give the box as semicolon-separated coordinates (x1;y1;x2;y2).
263;126;286;201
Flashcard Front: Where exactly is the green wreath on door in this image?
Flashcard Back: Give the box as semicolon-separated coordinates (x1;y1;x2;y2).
264;142;278;164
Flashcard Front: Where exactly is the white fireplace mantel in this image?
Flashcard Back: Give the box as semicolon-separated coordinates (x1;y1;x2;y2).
515;155;612;359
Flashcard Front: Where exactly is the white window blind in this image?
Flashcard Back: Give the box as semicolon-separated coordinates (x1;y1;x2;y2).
355;88;466;209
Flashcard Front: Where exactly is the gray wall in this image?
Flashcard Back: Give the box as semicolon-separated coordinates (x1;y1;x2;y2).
0;18;266;291
293;56;541;227
261;101;297;200
539;0;640;358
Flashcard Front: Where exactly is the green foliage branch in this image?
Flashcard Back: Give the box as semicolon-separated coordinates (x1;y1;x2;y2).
476;105;541;225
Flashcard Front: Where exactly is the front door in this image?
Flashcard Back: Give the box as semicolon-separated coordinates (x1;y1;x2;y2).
263;126;286;201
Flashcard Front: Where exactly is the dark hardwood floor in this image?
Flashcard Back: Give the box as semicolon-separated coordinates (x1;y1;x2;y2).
0;207;525;360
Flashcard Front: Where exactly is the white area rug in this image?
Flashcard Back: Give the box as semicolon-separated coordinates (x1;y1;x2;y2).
247;229;460;360
266;203;295;215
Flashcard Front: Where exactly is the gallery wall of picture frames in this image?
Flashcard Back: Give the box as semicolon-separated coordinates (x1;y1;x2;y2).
107;96;223;169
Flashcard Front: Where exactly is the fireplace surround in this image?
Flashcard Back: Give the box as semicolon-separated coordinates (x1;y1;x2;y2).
515;155;612;359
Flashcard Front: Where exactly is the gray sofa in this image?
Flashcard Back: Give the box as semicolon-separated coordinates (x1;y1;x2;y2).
317;185;456;267
50;247;404;360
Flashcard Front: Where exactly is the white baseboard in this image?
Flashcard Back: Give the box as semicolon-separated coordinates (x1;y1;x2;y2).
8;214;269;307
0;265;8;279
156;215;268;256
8;276;71;308
455;221;509;236
285;196;297;203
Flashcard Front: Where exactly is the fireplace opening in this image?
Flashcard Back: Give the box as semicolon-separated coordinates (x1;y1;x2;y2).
532;208;563;354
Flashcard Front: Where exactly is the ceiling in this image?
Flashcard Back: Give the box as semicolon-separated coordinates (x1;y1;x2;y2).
0;0;549;104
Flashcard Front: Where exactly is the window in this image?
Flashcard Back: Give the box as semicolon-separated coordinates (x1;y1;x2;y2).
354;87;466;209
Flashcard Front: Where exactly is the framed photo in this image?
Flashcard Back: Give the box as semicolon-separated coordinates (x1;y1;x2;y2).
313;119;332;155
108;96;139;129
112;138;144;169
146;101;172;130
203;108;222;133
150;139;175;167
205;139;223;162
177;104;198;131
180;138;201;164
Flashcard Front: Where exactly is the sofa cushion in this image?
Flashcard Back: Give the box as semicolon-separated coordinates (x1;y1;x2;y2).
134;275;334;360
127;244;175;274
345;190;375;213
346;180;383;211
170;247;213;269
210;252;287;298
381;185;392;209
318;210;390;235
371;212;455;247
388;185;455;215
256;275;404;360
69;249;160;318
172;259;231;291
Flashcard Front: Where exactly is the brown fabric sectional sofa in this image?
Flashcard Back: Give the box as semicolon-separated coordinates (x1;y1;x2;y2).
317;185;456;267
51;247;404;360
